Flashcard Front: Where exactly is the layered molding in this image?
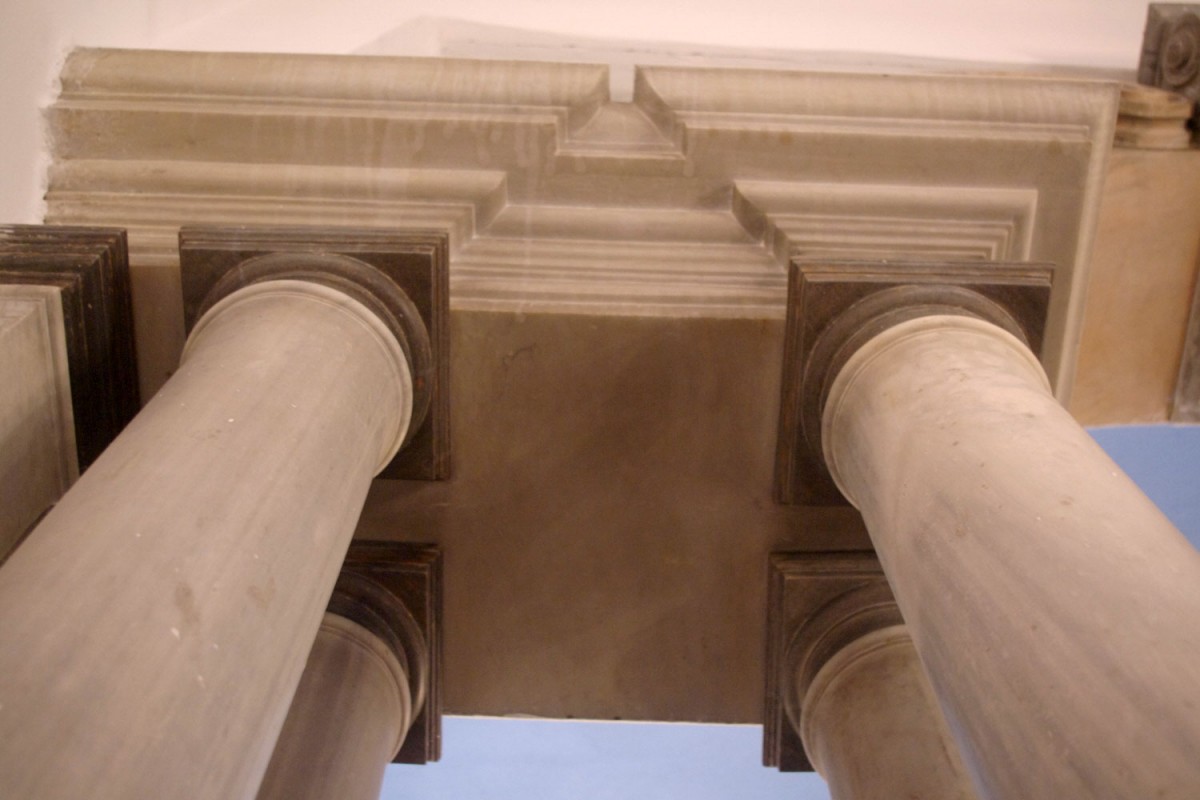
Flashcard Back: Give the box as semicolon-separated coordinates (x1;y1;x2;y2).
734;181;1038;264
1114;83;1194;150
45;48;1116;399
0;226;139;469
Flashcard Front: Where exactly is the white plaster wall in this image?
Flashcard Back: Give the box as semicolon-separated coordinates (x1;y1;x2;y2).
0;0;243;223
1;0;1156;222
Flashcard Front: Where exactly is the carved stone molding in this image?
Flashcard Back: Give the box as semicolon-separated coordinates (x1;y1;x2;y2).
775;260;1052;506
336;541;444;764
178;226;450;480
0;225;139;470
1140;4;1200;102
1140;4;1200;141
763;551;894;772
45;49;1116;401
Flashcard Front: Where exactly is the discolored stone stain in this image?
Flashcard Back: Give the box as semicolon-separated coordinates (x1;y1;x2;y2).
174;583;200;629
247;576;277;612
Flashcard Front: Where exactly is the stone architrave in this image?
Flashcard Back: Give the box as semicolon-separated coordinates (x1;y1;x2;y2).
38;47;1137;731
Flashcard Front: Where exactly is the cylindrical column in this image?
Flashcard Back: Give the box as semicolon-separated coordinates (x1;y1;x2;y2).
257;567;430;800
801;626;978;800
823;314;1200;799
0;274;413;798
257;613;414;800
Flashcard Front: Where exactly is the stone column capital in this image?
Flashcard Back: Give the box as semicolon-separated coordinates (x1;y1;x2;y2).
775;260;1052;505
326;569;430;752
187;278;414;472
192;250;433;448
784;580;903;751
822;314;1051;506
179;226;451;481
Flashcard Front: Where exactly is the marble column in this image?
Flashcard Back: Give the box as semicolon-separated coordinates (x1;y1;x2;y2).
822;313;1200;799
0;256;419;799
787;581;977;800
257;573;428;800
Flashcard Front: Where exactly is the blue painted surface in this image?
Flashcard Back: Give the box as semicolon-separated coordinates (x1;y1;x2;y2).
382;424;1199;799
1090;425;1200;548
385;717;830;799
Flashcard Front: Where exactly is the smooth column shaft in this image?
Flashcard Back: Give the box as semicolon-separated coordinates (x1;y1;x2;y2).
257;613;414;800
801;626;978;800
824;315;1200;799
0;281;410;799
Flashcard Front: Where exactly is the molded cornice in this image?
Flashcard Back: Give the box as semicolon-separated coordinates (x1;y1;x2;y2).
46;49;1117;397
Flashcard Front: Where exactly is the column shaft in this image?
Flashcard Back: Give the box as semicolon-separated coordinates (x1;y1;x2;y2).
823;315;1200;799
257;613;414;800
0;281;410;799
801;626;977;800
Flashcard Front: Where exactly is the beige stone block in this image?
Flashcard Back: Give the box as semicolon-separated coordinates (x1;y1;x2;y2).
1071;147;1200;424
